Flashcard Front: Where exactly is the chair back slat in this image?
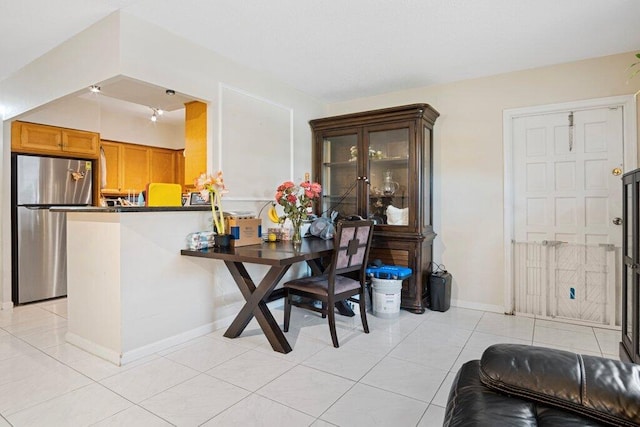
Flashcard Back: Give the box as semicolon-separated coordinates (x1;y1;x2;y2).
331;220;374;276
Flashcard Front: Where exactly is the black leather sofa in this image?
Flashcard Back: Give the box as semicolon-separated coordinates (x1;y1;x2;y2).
444;344;640;426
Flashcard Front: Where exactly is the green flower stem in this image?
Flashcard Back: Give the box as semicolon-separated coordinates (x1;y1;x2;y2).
210;190;226;234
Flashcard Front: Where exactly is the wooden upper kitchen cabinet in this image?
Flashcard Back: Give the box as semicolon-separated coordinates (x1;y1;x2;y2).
121;144;150;194
12;121;100;158
184;101;207;187
100;140;181;195
149;147;176;184
101;141;122;193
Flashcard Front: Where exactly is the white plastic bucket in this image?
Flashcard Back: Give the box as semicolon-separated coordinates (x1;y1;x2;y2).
372;278;402;318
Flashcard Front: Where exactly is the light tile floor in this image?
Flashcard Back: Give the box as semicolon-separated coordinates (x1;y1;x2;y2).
0;298;621;426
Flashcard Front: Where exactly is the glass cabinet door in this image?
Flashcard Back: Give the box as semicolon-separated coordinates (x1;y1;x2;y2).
636;178;640;360
366;125;411;227
423;125;432;227
637;278;640;358
623;178;633;345
319;132;359;218
626;269;634;346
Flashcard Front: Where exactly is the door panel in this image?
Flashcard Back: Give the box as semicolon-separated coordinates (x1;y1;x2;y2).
515;108;623;245
513;106;623;325
62;129;99;156
17;207;67;303
150;148;176;183
16;155;92;205
121;145;150;193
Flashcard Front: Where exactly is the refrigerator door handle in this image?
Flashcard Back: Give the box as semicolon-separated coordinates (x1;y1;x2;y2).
22;205;51;211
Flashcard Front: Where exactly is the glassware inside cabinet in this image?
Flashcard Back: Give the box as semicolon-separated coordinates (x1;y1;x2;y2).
367;128;410;226
321;134;358;218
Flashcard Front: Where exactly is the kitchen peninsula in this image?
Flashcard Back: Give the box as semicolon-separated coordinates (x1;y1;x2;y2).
59;206;261;366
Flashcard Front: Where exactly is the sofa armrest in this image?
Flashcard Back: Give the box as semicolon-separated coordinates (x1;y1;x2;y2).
445;359;606;426
479;344;640;427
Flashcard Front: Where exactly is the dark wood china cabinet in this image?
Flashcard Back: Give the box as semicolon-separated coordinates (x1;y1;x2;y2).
621;169;640;363
310;104;439;313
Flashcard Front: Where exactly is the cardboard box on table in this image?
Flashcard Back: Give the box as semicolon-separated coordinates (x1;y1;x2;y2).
225;216;262;247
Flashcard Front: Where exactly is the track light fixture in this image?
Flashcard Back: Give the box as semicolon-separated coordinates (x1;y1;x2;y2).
150;107;164;122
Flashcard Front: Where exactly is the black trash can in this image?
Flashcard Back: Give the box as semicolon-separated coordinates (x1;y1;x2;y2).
429;271;452;312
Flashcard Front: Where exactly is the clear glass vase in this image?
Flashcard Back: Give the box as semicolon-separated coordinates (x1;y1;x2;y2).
290;216;303;244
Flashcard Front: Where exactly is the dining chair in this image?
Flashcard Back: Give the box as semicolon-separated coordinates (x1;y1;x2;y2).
283;219;375;348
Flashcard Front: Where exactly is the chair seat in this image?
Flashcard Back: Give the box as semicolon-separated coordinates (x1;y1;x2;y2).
283;274;361;296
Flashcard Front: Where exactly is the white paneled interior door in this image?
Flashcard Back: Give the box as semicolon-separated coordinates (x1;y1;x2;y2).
512;106;623;325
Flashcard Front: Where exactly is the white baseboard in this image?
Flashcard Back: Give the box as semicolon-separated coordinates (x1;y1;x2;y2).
120;322;218;365
1;301;14;311
450;299;505;314
67;315;238;366
65;332;122;365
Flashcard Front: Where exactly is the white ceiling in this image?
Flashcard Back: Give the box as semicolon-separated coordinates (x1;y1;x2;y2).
76;76;195;124
1;0;639;104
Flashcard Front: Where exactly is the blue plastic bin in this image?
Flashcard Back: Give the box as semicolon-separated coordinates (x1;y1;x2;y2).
365;265;412;280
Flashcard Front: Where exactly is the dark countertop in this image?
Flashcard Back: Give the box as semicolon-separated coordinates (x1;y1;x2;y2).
50;206;212;213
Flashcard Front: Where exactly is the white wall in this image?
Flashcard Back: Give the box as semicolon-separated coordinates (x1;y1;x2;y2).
0;13;121;120
0;11;326;307
100;108;184;149
15;94;185;149
14;95;101;133
327;51;640;313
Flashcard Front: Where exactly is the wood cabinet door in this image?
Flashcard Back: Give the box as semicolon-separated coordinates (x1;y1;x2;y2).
62;129;99;157
12;121;99;158
13;121;62;153
121;145;150;193
100;141;122;193
149;148;176;183
175;150;185;189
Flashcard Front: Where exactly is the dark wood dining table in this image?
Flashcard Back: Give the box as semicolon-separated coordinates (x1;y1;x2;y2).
181;238;340;353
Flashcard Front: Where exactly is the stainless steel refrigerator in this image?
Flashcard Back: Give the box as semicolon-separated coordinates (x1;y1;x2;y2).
12;154;93;304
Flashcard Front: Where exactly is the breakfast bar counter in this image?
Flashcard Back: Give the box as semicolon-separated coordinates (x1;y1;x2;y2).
50;205;212;213
62;208;285;365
